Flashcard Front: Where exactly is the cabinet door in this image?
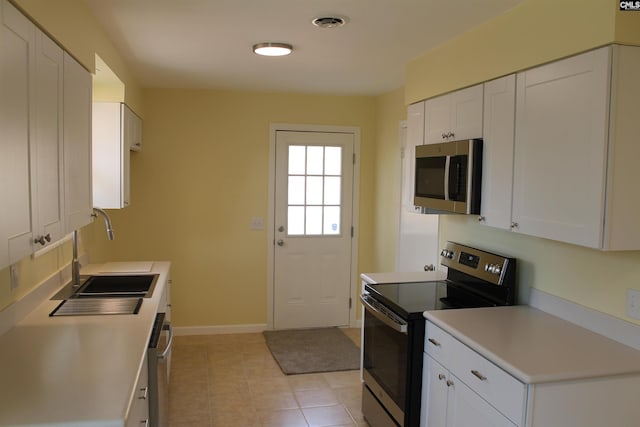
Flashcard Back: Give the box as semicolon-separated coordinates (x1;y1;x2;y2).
446;374;517;427
425;93;451;144
0;0;35;267
449;84;483;141
480;75;516;230
32;29;64;249
513;47;610;248
63;53;92;233
421;354;448;427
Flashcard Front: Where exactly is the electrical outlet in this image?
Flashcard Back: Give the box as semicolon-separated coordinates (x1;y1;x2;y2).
626;289;640;320
10;264;19;290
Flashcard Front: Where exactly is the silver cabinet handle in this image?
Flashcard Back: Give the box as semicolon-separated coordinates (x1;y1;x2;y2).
511;222;519;229
428;338;441;347
158;323;173;360
34;236;46;245
471;370;487;381
424;264;435;272
446;380;454;387
478;216;485;222
438;374;446;381
138;386;148;400
140;420;149;427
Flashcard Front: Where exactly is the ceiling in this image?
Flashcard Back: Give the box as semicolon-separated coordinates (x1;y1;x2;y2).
84;0;525;96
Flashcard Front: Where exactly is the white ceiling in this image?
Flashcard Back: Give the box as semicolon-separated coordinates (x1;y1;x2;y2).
84;0;525;96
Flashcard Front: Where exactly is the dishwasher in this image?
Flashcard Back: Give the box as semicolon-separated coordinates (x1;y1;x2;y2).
148;312;173;427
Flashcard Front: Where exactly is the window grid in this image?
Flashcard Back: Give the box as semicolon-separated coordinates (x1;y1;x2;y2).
287;145;342;236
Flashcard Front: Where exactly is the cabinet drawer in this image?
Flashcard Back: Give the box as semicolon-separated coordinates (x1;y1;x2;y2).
424;322;455;363
448;337;526;425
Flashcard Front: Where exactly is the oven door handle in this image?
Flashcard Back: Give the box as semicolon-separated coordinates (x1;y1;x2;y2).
360;295;408;334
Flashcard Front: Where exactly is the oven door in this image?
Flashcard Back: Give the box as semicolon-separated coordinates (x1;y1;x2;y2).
360;293;409;427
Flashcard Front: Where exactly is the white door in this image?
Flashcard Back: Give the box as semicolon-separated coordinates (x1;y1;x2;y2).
273;130;355;330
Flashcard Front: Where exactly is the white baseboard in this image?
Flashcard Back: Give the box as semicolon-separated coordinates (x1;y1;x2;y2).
174;323;268;336
174;321;362;336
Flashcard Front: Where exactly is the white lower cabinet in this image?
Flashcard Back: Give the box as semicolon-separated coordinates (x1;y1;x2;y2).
422;323;524;427
422;320;640;427
126;356;149;427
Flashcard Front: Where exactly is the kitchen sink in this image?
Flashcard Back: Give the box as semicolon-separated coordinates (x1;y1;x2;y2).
51;274;159;300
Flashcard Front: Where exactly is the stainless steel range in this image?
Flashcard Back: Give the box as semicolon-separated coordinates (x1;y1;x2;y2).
360;241;517;427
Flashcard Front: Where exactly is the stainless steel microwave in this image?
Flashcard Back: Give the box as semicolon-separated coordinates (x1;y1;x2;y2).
414;139;482;214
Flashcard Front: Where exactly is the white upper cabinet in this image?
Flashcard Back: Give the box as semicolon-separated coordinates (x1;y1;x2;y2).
0;0;92;270
479;75;516;230
0;0;36;267
93;102;140;208
63;53;93;233
31;29;65;250
513;45;640;250
424;84;483;144
125;104;143;151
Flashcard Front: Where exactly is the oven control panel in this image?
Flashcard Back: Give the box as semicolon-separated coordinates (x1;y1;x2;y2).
439;241;515;286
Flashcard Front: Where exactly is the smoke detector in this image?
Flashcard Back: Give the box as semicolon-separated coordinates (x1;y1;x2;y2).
312;16;347;29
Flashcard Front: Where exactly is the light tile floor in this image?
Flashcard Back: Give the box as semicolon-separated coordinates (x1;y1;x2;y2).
169;328;369;427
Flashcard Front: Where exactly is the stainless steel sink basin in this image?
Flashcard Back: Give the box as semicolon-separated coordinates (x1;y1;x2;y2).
51;274;159;300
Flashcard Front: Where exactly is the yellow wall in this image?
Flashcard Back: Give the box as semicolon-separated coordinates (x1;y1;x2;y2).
0;0;142;312
404;0;640;325
86;88;377;327
372;88;406;271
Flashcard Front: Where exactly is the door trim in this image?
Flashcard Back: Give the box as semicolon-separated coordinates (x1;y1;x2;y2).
267;123;361;330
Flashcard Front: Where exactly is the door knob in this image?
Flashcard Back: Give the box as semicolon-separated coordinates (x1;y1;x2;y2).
277;239;284;246
278;226;285;232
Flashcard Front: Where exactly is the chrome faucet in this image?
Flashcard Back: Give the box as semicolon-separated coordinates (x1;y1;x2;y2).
92;207;115;241
71;208;115;288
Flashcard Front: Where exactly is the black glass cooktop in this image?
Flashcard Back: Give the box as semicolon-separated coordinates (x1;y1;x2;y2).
366;281;448;319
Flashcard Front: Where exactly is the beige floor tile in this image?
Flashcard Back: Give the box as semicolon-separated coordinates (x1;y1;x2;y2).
251;390;299;411
248;375;292;394
302;405;355;427
258;408;310;427
287;373;331;391
295;388;340;408
322;370;362;388
210;406;259;427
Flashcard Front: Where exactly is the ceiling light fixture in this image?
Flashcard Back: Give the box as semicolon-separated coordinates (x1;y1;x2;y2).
253;42;293;57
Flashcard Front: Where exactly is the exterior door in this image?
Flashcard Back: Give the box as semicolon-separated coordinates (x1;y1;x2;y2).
273;130;354;330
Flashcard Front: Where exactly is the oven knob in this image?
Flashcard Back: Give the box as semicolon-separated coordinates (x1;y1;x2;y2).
485;263;491;272
440;249;454;259
493;265;502;275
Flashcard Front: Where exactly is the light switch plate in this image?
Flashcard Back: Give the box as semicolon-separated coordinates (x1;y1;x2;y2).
250;217;265;230
626;289;640;320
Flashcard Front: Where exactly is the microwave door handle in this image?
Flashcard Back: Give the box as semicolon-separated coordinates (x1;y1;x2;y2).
444;156;451;201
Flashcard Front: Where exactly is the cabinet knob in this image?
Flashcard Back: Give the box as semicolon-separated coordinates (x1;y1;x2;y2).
448;131;455;139
438;374;446;381
424;264;435;272
478;216;485;222
442;132;447;139
511;222;519;229
34;236;46;246
44;233;51;242
138;386;148;400
446;380;454;387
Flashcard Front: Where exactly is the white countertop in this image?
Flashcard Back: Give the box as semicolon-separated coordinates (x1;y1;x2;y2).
0;261;170;427
424;305;640;384
360;270;445;284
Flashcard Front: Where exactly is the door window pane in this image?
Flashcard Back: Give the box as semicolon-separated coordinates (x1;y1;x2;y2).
306;146;324;175
323;206;341;235
306;206;323;235
324;177;341;205
324;146;342;175
288;176;305;205
306;176;323;205
289;146;306;174
288;206;305;235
